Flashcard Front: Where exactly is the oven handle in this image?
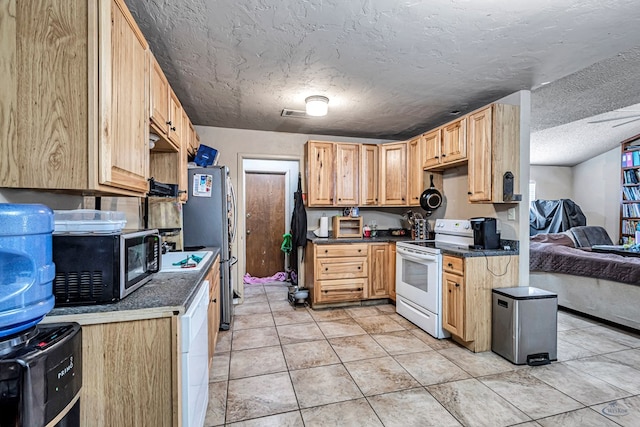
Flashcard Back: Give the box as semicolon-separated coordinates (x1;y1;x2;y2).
397;247;439;263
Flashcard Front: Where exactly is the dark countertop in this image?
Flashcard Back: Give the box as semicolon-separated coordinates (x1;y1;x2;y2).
307;231;413;244
44;247;220;325
307;231;519;257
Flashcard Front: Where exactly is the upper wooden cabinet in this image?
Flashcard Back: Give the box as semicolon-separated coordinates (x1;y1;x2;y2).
305;141;359;207
168;89;183;148
360;144;379;206
0;0;149;195
149;52;170;137
335;143;360;206
408;136;426;206
379;142;408;206
306;141;335;206
424;118;467;171
467;104;520;203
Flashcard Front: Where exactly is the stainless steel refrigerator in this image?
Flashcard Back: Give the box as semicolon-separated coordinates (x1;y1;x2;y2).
183;166;237;330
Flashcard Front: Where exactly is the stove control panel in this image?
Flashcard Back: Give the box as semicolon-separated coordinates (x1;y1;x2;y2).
434;219;472;237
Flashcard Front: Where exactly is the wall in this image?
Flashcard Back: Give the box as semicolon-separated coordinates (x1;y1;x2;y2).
529;146;620;242
529;166;573;200
572;146;620;240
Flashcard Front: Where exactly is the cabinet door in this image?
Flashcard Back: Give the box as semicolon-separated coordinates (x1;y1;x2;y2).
178;109;190;202
306;141;335;206
408;136;426;206
360;144;379;206
423;129;442;169
168;89;182;148
388;243;396;301
441;117;467;164
335;143;360;206
208;257;220;363
379;142;408;205
442;271;465;339
99;0;149;193
467;106;493;202
368;243;389;298
149;52;170;137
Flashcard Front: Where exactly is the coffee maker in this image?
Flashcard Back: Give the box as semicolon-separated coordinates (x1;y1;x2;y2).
470;217;500;249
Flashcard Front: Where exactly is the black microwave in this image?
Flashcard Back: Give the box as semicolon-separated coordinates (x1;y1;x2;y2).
52;229;160;306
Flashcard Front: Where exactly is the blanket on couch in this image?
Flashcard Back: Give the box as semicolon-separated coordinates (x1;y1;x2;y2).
530;242;640;284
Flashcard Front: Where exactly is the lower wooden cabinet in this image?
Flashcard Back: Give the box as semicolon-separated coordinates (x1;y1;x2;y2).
80;317;178;426
388;243;397;301
306;241;396;306
208;255;221;364
368;243;390;299
441;254;518;352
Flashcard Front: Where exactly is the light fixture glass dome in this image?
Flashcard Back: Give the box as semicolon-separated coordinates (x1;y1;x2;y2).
305;95;329;117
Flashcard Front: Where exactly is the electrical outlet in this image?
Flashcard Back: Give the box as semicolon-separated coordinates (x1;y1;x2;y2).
508;208;516;221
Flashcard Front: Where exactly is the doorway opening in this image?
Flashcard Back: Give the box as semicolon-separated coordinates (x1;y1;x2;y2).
239;158;300;296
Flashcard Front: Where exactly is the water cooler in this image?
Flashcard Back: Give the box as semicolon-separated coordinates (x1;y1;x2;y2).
0;203;82;426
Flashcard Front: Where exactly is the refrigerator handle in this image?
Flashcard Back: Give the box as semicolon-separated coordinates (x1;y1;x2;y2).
229;256;238;266
229;176;237;244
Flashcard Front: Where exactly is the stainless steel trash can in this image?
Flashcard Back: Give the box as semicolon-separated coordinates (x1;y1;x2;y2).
492;287;557;365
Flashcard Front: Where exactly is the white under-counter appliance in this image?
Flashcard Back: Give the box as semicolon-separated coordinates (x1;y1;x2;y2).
181;279;210;427
395;219;474;339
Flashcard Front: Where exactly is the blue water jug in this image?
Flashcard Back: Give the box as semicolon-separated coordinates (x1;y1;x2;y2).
0;203;56;338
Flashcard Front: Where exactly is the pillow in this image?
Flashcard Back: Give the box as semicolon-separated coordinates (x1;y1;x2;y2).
569;226;614;247
530;232;575;247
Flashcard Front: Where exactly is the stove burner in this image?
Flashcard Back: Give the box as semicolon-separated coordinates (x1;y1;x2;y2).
0;325;39;357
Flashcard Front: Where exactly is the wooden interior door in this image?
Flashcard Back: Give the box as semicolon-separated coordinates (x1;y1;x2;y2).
245;172;286;277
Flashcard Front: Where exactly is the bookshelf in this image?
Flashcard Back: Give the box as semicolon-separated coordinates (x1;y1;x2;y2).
620;134;640;244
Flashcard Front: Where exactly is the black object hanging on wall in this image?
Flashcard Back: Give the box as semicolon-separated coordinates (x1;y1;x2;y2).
289;173;307;285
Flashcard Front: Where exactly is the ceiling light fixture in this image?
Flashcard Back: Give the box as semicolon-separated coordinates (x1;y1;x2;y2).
305;95;329;117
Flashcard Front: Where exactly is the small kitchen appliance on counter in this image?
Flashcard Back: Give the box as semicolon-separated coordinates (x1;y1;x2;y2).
470;217;500;249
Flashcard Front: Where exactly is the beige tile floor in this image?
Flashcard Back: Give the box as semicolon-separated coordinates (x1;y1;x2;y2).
205;282;640;427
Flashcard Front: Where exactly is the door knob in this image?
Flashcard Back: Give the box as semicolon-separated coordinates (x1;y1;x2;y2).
246;229;251;235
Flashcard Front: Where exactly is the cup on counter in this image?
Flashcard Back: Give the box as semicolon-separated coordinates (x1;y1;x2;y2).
363;225;371;238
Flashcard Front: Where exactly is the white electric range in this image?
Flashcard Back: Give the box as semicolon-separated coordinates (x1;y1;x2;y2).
395;219;473;338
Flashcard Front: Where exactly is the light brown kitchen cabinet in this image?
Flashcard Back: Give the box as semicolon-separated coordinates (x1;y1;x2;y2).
467;104;520;203
360;144;379;205
306;242;368;305
442;256;465;339
305;141;335;206
379;142;408;206
408;136;426;206
368;243;390;299
335;143;360;205
149;52;173;145
305;141;360;207
149;107;189;201
208;255;221;364
441;254;518;352
168;89;183;148
424;118;467;171
80;317;178;426
0;0;149;195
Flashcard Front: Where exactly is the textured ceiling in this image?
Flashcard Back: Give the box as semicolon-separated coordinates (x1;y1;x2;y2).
125;0;640;166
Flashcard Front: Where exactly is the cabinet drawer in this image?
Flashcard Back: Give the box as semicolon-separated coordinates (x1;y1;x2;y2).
316;279;367;303
443;255;464;275
316;257;368;280
316;244;367;258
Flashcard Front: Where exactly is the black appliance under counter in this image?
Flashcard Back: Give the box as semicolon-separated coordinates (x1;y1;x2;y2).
46;248;220;322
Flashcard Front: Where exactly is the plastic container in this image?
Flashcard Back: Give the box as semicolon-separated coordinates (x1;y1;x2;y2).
0;203;56;338
54;209;127;234
193;144;219;167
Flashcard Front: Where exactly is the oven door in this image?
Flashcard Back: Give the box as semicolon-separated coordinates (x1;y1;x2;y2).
121;230;161;297
395;246;441;314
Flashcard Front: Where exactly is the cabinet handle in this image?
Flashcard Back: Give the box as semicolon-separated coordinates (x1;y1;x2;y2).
455;283;460;287
212;298;217;303
323;290;328;293
325;267;329;271
442;154;446;157
166;120;172;125
324;249;328;253
171;126;176;132
467;192;472;195
358;249;362;253
401;198;405;201
357;266;361;270
338;198;342;201
447;263;453;267
357;288;363;291
435;155;439;159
